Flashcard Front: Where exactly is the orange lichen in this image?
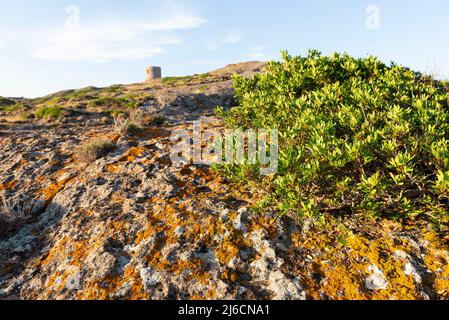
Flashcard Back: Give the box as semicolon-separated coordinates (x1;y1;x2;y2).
0;180;17;191
19;159;27;167
121;146;144;162
292;217;449;300
41;236;70;266
107;164;121;173
77;266;149;300
38;169;77;202
27;151;449;300
220;269;238;283
48;160;60;167
214;230;245;265
40;183;60;202
422;231;449;298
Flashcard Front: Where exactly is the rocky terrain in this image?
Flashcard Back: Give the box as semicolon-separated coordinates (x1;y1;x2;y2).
0;62;448;300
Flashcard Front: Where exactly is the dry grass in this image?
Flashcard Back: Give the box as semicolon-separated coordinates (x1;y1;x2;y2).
113;109;163;136
76;137;116;163
0;195;27;238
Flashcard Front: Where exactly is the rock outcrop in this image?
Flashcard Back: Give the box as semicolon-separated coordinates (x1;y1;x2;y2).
0;62;448;300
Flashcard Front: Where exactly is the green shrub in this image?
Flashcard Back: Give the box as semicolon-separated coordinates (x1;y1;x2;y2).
0;103;25;113
64;87;99;100
113;111;144;136
162;76;182;86
108;84;124;93
217;50;449;221
151;115;166;126
162;73;209;87
33;97;62;108
162;75;194;86
0;97;15;107
34;106;62;119
88;97;136;109
108;108;126;117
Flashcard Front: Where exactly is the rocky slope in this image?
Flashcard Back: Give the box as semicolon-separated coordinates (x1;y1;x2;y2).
1;62;448;300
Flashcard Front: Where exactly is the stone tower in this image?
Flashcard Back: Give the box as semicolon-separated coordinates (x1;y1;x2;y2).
146;66;162;81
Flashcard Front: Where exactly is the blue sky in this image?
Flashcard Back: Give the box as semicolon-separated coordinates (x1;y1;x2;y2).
1;0;448;98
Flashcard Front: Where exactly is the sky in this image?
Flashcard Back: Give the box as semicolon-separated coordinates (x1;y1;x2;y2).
0;0;449;98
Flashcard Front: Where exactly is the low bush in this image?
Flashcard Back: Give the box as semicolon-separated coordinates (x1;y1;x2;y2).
34;106;62;119
217;50;449;222
0;97;16;108
64;86;99;100
113;110;165;136
151;115;167;126
76;137;116;163
0;195;27;239
88;96;136;109
0;103;25;113
113;111;143;136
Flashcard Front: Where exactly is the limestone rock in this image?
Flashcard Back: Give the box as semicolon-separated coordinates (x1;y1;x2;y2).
365;265;389;291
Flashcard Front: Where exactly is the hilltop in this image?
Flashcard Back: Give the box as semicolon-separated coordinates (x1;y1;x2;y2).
0;60;448;300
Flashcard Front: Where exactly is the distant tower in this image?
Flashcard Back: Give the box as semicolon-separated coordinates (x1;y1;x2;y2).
146;66;162;81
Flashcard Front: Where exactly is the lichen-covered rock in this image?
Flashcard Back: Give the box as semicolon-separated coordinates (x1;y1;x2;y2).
365;265;389;291
1;62;448;301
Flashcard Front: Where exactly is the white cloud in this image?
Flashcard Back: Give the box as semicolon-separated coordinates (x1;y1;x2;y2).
223;32;242;44
27;14;207;63
0;30;18;49
190;59;225;66
204;31;242;51
205;42;219;51
246;46;267;60
247;52;265;59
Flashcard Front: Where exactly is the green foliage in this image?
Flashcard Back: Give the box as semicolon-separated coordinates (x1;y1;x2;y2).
218;50;449;220
87;96;136;109
0;103;25;113
162;76;194;86
151;115;167;126
162;73;208;86
0;98;25;113
34;106;62;119
108;84;124;92
0;97;15;107
108;108;126;117
64;87;99;100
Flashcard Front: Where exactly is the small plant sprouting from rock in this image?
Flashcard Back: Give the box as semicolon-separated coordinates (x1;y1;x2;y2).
76;137;116;163
113;111;143;136
0;195;28;238
113;110;165;136
151;115;166;126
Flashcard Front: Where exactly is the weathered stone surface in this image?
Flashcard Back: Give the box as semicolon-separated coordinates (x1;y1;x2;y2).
1;62;449;300
365;265;389;291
